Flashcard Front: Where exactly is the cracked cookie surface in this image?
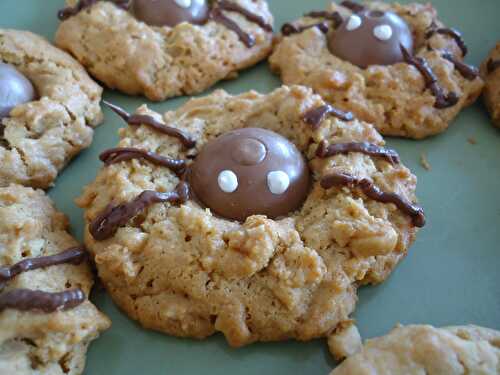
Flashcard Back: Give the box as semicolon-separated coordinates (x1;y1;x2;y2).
269;1;483;139
55;0;274;101
330;324;500;375
0;29;103;189
481;42;500;127
77;85;422;348
0;184;110;375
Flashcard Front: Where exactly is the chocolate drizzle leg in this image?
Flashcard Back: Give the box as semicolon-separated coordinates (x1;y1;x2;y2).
282;10;342;36
0;247;87;286
216;0;272;32
487;59;500;74
58;0;129;21
303;105;354;129
401;46;459;109
0;289;85;313
89;181;190;241
320;173;425;227
426;27;468;57
442;53;479;80
340;1;365;13
282;22;329;36
210;8;256;47
100;147;187;175
103;101;196;148
210;1;273;48
305;11;343;27
316;141;401;165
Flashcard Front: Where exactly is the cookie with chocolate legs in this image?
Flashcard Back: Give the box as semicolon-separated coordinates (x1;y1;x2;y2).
0;184;110;375
0;29;103;189
55;0;274;101
330;324;500;374
481;42;500;127
269;1;483;139
77;85;424;349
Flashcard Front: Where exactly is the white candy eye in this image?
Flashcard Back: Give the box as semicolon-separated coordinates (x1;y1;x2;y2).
218;170;238;193
174;0;192;8
192;0;205;5
373;24;393;41
346;15;362;31
267;171;290;195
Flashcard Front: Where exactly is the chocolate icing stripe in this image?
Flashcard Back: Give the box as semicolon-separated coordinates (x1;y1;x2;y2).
442;53;479;81
210;8;255;47
0;247;87;285
426;27;468;57
281;22;329;36
303;105;354;129
304;10;343;27
401;46;459;109
89;181;190;241
316;141;401;165
103;101;196;149
487;59;500;74
100;147;187;174
216;0;273;32
320;173;425;227
0;289;86;313
340;1;365;13
58;0;129;21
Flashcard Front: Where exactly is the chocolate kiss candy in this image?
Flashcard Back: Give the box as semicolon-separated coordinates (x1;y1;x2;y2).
0;63;37;120
328;9;413;68
130;0;210;27
190;128;310;221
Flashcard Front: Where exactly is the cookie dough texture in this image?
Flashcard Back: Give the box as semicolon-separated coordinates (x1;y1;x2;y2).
269;2;483;139
481;42;500;127
330;324;500;375
0;185;110;375
78;85;422;347
0;29;103;189
55;0;274;101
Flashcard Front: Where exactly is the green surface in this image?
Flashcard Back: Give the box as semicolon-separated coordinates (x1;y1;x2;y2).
1;0;499;374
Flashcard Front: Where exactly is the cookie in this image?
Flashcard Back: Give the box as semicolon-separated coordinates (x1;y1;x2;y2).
77;85;424;348
481;42;500;126
0;184;110;375
0;29;103;189
55;0;274;101
330;324;500;374
269;1;483;139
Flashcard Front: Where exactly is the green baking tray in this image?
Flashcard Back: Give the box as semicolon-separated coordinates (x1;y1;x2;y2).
1;0;498;374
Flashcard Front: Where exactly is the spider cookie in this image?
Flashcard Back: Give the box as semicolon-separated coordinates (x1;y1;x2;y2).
0;184;110;375
481;42;500;127
77;85;425;349
269;1;483;139
330;324;500;374
55;0;274;101
0;29;103;189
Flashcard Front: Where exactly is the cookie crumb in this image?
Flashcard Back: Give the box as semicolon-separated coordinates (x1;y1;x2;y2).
467;137;477;145
328;320;362;360
420;153;431;171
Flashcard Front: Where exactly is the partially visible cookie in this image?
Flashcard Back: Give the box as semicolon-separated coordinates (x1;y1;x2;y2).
0;29;103;189
77;85;424;349
0;184;110;375
269;1;483;139
55;0;274;101
481;42;500;126
330;324;500;375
